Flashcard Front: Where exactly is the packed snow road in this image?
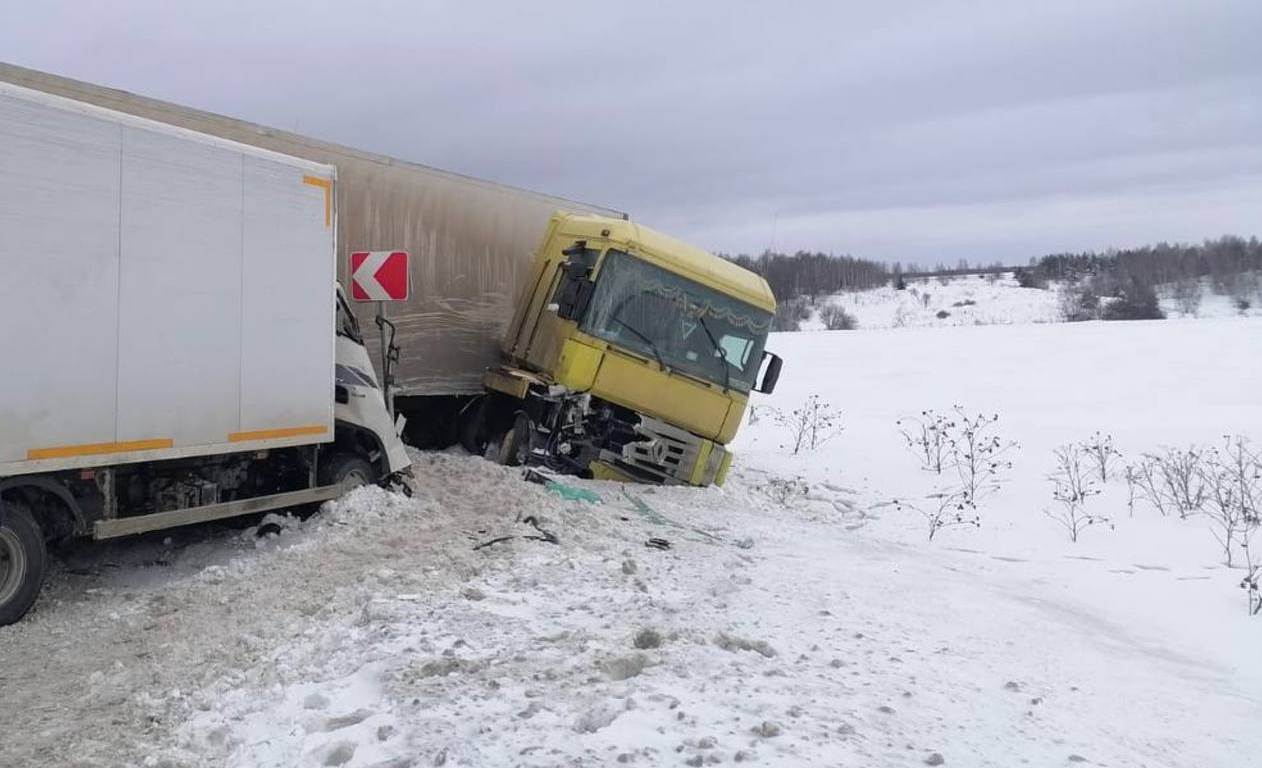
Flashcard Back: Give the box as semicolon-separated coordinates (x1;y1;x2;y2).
1;455;1257;767
3;318;1261;767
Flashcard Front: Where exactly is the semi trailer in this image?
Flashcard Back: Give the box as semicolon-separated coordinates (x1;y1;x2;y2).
0;80;410;626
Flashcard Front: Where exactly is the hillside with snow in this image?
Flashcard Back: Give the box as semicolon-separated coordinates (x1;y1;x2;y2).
2;317;1260;768
799;272;1262;331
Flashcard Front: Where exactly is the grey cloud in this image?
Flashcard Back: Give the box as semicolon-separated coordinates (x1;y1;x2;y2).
1;0;1259;264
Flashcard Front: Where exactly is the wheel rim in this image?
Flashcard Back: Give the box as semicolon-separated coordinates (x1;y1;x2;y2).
0;528;27;608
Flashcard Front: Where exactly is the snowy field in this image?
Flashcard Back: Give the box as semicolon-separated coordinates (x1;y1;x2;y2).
2;318;1261;767
801;272;1261;330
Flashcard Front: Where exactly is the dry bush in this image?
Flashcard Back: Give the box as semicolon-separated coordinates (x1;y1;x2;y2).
819;304;857;330
894;489;979;541
1150;446;1206;518
1198;436;1261;568
776;395;843;455
1128;456;1173;516
897;410;952;474
1045;445;1109;542
894;406;1016;540
947;408;1017;507
1080;431;1122;482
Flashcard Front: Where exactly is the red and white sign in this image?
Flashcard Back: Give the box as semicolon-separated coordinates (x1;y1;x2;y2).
350;250;410;302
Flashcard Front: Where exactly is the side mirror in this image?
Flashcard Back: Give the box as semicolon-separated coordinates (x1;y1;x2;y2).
754;351;783;394
553;241;599;321
554;262;595;321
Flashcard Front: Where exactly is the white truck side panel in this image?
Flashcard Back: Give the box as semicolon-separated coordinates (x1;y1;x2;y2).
116;127;243;445
0;89;121;463
240;156;334;435
0;82;336;476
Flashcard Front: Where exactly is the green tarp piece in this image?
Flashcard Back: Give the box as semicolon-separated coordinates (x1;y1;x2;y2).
545;481;602;504
622;489;720;542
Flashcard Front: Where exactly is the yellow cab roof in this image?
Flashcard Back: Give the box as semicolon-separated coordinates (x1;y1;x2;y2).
556;213;778;314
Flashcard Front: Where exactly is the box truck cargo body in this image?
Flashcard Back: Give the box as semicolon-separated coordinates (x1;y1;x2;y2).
0;82;336;472
0;80;410;626
0;62;624;409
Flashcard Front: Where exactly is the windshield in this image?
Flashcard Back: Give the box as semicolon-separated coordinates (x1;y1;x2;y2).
580;250;772;392
336;289;363;343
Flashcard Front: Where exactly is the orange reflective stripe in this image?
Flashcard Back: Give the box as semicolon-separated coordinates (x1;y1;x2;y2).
27;438;173;460
302;175;333;227
228;425;327;443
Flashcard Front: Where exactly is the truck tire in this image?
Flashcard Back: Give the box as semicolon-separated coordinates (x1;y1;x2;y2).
0;501;46;627
458;398;488;456
497;413;532;467
319;454;377;493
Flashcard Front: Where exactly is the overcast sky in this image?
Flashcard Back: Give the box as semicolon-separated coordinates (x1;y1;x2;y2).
2;1;1259;265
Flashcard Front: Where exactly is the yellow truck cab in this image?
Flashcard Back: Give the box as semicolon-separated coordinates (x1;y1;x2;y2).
472;212;783;486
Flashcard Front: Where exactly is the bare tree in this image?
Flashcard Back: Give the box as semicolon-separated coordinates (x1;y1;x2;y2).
772;297;811;332
1059;280;1100;322
1045;446;1109;542
1229;271;1260;310
1171;278;1202;316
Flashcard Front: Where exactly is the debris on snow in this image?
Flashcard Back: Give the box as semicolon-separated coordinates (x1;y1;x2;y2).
715;632;777;658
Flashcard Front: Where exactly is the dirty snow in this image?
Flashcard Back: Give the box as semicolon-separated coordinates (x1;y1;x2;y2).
2;318;1261;767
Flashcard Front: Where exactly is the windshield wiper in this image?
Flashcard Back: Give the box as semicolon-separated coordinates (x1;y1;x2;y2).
612;316;667;370
696;314;731;393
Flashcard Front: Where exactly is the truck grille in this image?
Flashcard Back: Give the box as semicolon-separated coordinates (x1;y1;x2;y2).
609;416;705;485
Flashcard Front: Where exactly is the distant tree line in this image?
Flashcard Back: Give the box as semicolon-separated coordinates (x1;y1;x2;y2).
723;251;890;304
1015;235;1262;321
721;250;889;331
725;235;1261;329
1014;236;1262;290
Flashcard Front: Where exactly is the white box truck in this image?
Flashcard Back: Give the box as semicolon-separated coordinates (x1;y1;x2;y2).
0;62;625;446
0;81;410;625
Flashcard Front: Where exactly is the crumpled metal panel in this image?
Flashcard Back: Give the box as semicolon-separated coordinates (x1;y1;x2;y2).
0;62;624;396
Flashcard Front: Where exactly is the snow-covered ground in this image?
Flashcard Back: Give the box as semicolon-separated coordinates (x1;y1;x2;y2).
803;273;1062;330
2;318;1261;768
800;272;1261;330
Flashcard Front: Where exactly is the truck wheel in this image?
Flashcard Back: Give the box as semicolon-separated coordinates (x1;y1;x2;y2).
497;413;532;467
0;501;46;627
458;398;488;456
319;454;377;493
